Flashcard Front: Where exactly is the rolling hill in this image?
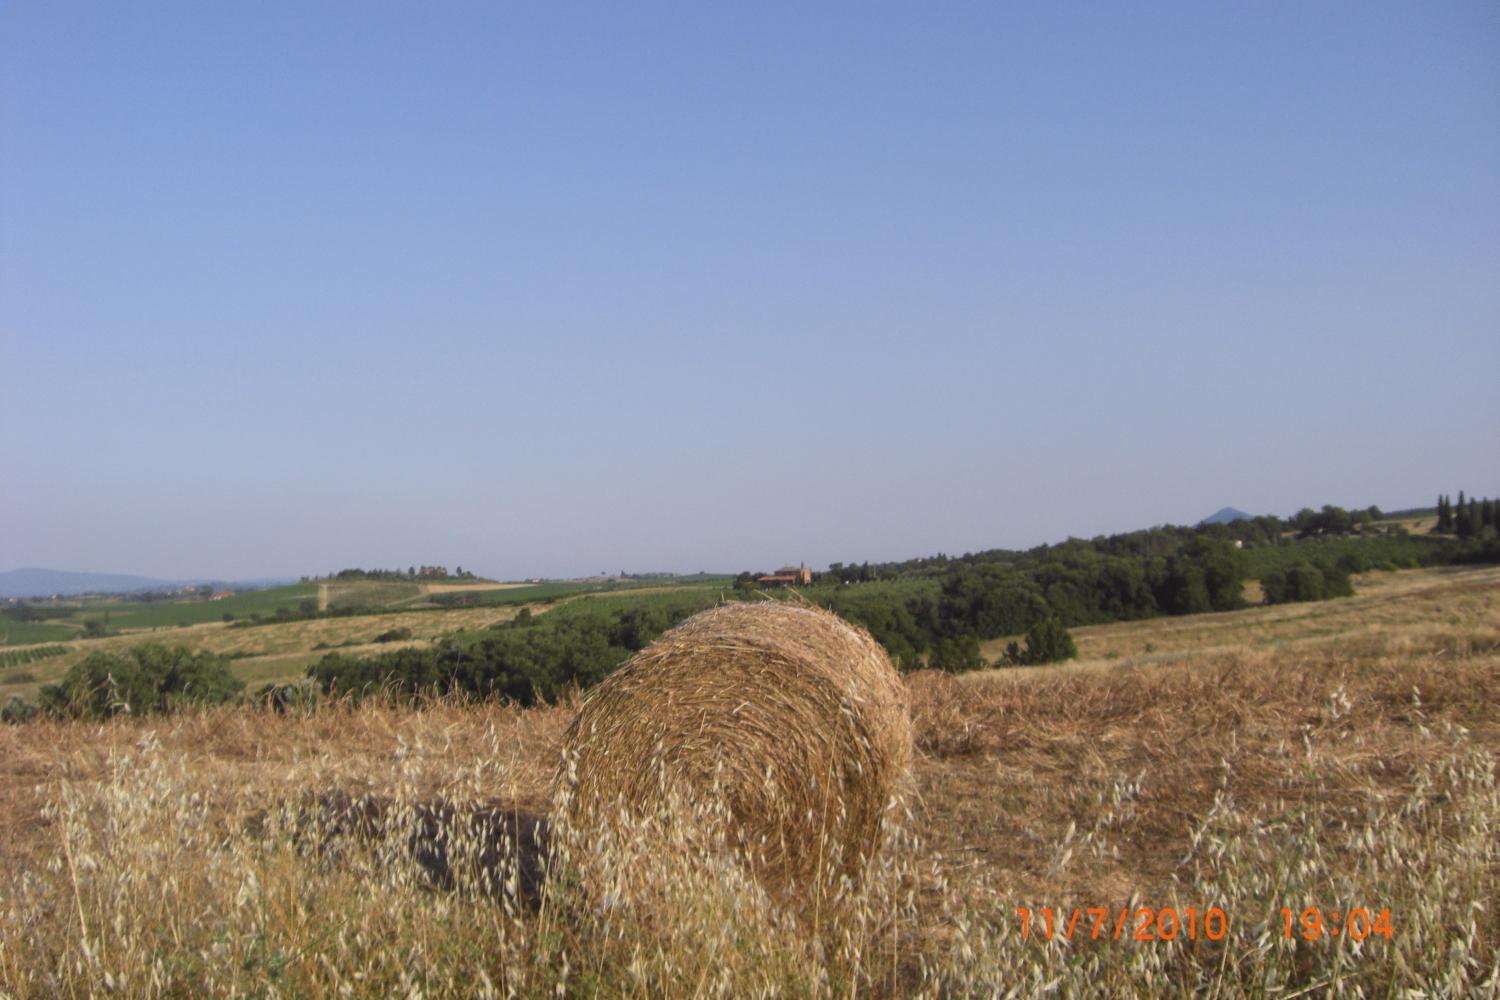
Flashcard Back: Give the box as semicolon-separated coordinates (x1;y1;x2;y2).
1199;506;1255;525
0;568;292;599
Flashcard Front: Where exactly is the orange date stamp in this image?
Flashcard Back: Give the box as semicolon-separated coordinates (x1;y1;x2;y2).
1017;905;1395;943
1017;906;1230;942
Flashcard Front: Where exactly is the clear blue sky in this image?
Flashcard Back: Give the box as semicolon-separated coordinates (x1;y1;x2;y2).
3;2;1497;580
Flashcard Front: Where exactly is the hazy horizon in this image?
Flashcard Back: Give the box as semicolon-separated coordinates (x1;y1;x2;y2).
4;3;1498;581
0;494;1482;586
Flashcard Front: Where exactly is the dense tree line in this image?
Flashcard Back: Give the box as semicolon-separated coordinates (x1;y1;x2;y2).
808;532;1245;667
308;594;715;705
316;566;478;582
1435;492;1497;538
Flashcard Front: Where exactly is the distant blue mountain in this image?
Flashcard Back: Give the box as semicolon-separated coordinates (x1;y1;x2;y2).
0;568;293;599
1200;507;1256;525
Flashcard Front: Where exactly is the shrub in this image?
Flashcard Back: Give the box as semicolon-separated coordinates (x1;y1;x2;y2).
927;635;984;673
1013;616;1077;665
1261;561;1354;605
255;681;319;713
38;643;243;719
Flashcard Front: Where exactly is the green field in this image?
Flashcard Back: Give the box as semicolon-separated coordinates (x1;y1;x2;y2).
1;579;740;649
10;583;320;636
426;578;732;608
0;620;80;645
0;577;736;703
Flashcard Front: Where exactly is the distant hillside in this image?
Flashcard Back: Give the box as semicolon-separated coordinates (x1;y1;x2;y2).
1201;507;1255;525
0;568;292;599
0;568;174;599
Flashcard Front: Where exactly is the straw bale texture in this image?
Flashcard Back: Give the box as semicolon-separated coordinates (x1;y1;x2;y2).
555;601;912;896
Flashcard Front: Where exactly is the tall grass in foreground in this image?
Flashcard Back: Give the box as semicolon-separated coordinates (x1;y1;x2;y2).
1;705;1494;997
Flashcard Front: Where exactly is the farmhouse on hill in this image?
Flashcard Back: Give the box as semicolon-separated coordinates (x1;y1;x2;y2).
758;564;813;588
208;590;236;601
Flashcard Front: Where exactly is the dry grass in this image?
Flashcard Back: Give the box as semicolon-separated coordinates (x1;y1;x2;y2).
980;564;1500;669
322;580;423;609
1;567;1497;996
558;602;912;900
419;582;531;595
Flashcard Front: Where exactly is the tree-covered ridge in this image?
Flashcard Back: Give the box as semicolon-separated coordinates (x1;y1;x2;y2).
300;494;1499;705
315;566;482;582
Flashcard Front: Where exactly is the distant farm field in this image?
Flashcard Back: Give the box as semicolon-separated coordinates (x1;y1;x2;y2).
19;583;322;633
0;620;78;646
324;580;422;609
419;581;531;595
0;601;539;701
0;579;733;702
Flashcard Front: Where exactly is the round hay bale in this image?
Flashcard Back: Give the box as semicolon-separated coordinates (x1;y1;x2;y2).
555;601;912;897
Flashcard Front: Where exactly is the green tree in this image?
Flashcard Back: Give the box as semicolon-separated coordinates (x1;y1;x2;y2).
1160;563;1211;615
1184;536;1245;610
1015;616;1077;665
928;635;983;673
1456;499;1474;538
39;644;243;719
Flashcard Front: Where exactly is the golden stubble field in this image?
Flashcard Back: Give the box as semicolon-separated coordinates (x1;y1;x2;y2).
1;565;1496;996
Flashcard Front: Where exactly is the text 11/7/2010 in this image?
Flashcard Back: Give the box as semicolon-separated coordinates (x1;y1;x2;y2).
1017;906;1395;942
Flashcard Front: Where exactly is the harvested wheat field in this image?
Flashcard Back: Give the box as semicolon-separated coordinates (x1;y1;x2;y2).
1;567;1497;997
